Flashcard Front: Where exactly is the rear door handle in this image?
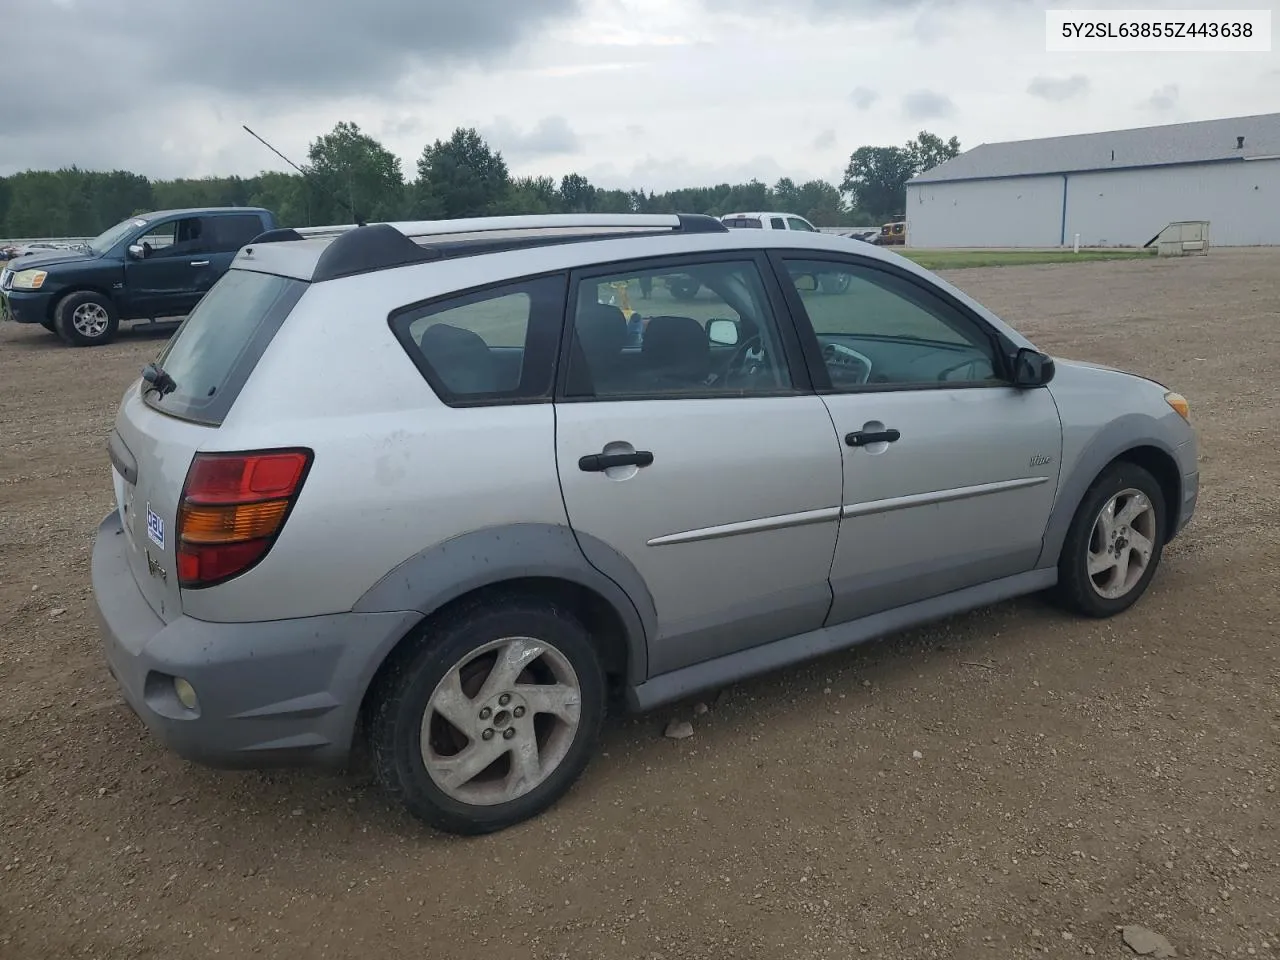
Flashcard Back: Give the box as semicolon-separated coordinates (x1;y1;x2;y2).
190;260;210;267
578;450;654;472
845;428;901;447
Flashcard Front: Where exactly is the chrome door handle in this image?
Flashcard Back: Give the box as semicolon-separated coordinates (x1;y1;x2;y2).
190;260;210;267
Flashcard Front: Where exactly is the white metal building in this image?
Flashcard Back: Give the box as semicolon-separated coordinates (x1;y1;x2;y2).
905;113;1280;248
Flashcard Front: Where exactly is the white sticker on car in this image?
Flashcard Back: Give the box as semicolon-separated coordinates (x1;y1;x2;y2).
146;506;165;550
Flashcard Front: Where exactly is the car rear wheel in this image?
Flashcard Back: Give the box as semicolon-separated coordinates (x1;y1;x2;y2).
55;291;120;347
1055;461;1167;618
370;596;606;835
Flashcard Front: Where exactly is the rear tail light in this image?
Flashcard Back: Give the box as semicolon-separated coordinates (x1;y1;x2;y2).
176;449;312;588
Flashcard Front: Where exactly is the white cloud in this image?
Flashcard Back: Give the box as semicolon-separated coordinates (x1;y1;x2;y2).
2;0;1276;189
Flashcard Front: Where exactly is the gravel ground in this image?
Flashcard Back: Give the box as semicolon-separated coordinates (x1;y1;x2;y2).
1;249;1277;960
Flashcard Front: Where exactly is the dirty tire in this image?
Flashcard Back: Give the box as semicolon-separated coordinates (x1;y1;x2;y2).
55;291;119;347
1055;460;1167;618
370;595;606;836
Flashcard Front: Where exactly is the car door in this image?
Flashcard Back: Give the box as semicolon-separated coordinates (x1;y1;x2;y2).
768;252;1064;625
554;252;844;677
122;216;208;318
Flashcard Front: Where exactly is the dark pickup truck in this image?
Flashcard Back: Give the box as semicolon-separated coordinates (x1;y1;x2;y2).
0;206;277;346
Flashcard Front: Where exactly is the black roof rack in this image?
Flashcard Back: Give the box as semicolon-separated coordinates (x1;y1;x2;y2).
292;213;728;283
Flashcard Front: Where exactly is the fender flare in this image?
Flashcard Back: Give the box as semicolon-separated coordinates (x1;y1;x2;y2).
352;523;656;683
1036;413;1183;568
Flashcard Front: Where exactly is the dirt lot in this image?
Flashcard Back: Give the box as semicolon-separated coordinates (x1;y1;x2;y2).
2;249;1277;960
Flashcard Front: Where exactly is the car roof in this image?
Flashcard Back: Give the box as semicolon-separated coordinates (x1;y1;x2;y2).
139;206;272;221
722;212;812;221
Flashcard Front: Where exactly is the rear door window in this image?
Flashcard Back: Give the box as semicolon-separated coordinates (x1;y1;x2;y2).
144;269;307;425
769;217;786;229
203;214;268;253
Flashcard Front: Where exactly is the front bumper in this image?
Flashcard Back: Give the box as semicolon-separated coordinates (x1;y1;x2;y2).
91;511;418;769
0;288;54;324
1170;436;1199;542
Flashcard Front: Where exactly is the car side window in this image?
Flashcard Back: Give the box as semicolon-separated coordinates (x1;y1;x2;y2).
390;274;565;405
564;259;794;399
786;217;817;232
769;217;786;230
779;259;1005;389
203;214;267;253
135;220;177;257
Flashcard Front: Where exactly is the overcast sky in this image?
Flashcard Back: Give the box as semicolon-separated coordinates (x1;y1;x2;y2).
3;0;1277;190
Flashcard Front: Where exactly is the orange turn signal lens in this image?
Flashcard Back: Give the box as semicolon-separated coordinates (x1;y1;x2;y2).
1164;391;1190;421
178;499;290;544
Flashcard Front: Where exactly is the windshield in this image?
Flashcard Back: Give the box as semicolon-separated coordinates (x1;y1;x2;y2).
87;217;148;255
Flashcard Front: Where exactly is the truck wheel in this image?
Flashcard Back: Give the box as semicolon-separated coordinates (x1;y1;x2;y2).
370;594;606;835
668;277;700;301
40;319;57;334
55;291;119;347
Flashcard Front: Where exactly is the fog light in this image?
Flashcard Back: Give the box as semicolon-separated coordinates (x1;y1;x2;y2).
173;677;199;711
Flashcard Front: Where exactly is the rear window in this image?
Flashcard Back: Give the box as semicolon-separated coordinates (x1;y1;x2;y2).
722;217;763;229
144;269;306;425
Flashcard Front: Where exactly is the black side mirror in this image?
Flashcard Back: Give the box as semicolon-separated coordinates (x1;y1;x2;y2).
1013;347;1055;388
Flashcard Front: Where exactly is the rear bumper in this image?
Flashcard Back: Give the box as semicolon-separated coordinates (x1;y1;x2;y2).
1;289;53;324
91;511;419;769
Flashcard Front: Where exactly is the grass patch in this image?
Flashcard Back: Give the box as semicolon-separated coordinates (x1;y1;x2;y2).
897;248;1156;270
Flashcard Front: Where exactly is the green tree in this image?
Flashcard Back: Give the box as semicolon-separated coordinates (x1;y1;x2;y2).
496;175;561;215
559;173;596;213
306;121;406;225
415;127;510;219
907;130;962;175
792;179;847;226
772;177;800;211
840;146;917;221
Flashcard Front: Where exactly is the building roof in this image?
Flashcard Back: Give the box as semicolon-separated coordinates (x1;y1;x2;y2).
910;112;1280;184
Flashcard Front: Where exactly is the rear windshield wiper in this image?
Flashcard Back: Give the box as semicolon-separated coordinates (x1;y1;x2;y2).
141;362;178;397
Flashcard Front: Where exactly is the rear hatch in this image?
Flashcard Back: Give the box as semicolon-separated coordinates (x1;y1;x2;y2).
108;268;307;621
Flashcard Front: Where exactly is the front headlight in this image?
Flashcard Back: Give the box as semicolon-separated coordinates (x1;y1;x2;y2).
1164;391;1190;422
11;269;47;290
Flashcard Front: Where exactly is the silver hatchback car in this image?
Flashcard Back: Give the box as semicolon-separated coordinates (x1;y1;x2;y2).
93;213;1198;834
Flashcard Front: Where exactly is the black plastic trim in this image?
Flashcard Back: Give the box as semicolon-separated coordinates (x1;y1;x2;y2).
313;223;443;283
675;213;730;233
247;228;306;245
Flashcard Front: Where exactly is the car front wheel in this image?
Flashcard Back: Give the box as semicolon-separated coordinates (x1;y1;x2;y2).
55;291;120;347
370;596;606;835
1055;461;1167;618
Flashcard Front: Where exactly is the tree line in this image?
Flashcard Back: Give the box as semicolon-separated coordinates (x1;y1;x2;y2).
0;123;960;240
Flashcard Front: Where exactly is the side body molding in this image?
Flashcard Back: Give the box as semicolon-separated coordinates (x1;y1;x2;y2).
1035;412;1185;568
352;523;656;682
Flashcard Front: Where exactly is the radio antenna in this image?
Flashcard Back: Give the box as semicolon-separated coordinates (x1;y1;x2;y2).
242;124;366;227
